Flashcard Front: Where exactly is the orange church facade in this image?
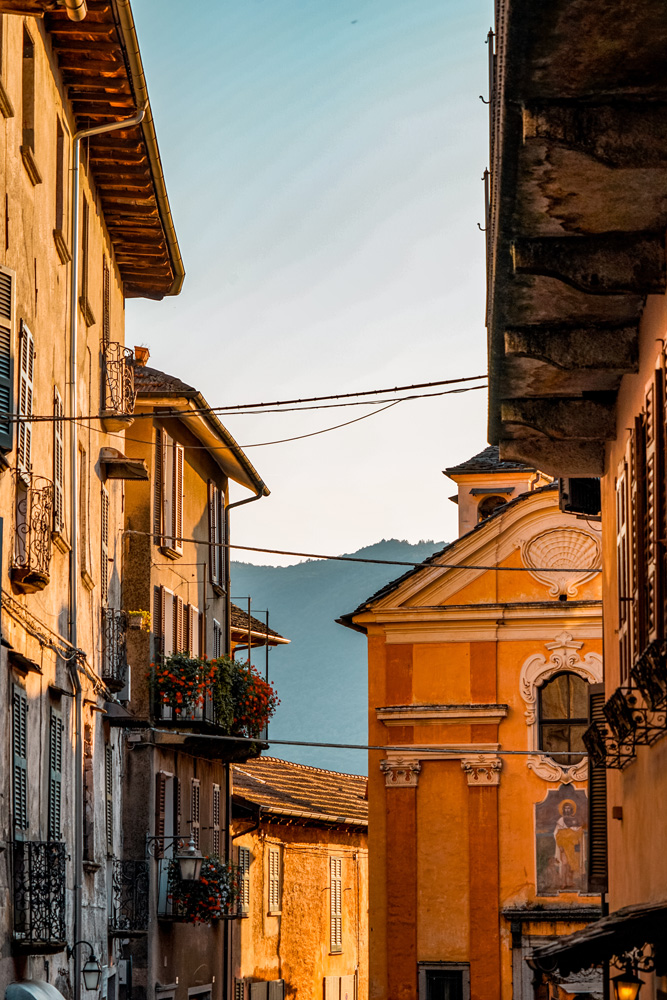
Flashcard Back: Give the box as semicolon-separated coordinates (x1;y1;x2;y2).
340;449;604;1000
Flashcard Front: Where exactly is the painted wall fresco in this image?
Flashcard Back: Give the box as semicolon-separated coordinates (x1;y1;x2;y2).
535;785;588;894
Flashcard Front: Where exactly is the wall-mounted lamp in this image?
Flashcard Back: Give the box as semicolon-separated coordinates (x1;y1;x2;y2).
145;834;203;882
67;942;102;991
611;969;644;1000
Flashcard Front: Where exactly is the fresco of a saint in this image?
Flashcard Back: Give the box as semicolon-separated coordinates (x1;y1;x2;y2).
535;786;588;894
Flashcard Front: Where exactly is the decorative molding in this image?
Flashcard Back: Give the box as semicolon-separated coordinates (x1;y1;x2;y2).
461;754;502;786
383;744;500;768
520;527;601;598
377;703;508;726
520;631;602;783
380;758;421;788
0;78;14;118
20;145;42;186
53;229;71;265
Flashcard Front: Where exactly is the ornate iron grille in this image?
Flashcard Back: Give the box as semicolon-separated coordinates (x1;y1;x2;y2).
12;475;54;593
631;638;667;711
13;841;66;952
102;609;128;692
109;859;149;936
103;343;136;417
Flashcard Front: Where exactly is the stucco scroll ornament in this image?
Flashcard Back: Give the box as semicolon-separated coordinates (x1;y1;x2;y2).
520;527;601;598
380;758;421;788
520;631;603;784
460;755;502;786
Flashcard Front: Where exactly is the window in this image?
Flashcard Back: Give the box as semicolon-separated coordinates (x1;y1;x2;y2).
538;672;589;764
234;983;245;1000
0;265;14;452
418;964;470;1000
101;486;109;605
238;846;250;914
13;684;28;837
53;120;70;263
191;778;200;849
105;744;114;855
477;494;506;521
48;708;63;841
212;783;220;856
154;428;183;556
0;16;14;118
79;198;95;325
79;446;92;585
208;480;225;591
102;257;110;345
330;856;342;953
324;978;355;1000
53;387;65;536
21;28;40;184
267;845;281;914
17;322;34;476
213;619;223;659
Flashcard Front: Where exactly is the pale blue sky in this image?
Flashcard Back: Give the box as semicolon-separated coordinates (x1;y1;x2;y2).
127;0;491;563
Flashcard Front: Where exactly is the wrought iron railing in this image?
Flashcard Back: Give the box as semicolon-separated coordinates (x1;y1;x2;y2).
109;859;149;936
102;609;129;692
102;342;136;418
13;841;66;952
157;856;238;921
12;475;54;593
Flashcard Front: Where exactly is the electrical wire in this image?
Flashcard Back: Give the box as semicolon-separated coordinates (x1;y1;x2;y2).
123;530;601;574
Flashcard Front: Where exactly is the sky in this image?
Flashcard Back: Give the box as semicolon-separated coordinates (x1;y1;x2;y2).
127;0;492;565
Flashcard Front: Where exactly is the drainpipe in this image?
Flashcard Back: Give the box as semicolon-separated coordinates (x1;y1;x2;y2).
223;490;265;1000
68;104;145;1000
64;0;88;20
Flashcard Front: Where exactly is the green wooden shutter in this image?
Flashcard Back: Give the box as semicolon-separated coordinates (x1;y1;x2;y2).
588;683;608;892
48;708;63;840
0;266;14;451
105;744;114;855
12;685;28;836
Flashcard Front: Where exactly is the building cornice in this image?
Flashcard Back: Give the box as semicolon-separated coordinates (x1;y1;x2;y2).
376;704;508;726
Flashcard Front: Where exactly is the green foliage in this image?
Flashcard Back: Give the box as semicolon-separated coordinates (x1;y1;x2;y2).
167;856;238;922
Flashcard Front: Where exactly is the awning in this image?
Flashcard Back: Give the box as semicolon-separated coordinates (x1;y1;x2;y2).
529;900;667;977
6;981;68;1000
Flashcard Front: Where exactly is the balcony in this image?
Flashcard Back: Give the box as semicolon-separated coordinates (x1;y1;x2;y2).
157;855;238;922
12;841;66;953
109;859;149;936
102;609;129;692
101;342;136;431
12;476;54;594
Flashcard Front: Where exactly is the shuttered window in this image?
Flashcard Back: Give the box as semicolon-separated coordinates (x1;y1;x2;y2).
267;846;281;913
105;744;114;855
616;452;632;683
208;481;225;589
17;321;33;474
588;684;608;892
13;685;28;836
154;428;163;546
53;386;64;534
212;783;220;856
630;421;644;664
155;771;167;857
0;265;14;451
101;486;109;605
158;430;184;556
191;778;200;849
174;775;181;837
48;708;63;841
239;846;251;914
213;619;222;659
174;443;183;552
102;257;110;347
330;856;342;953
267;984;284;1000
234;982;245;1000
79;447;88;576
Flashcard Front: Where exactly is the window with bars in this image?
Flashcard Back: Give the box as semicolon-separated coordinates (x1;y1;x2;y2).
13;685;28;837
0;265;14;451
154;428;183;556
330;856;342;953
212;784;220;856
238;846;250;915
191;779;200;849
267;845;281;914
48;708;63;841
53;387;64;535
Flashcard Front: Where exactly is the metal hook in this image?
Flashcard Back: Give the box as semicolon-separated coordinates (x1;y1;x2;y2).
479;95;490;105
477;223;487;232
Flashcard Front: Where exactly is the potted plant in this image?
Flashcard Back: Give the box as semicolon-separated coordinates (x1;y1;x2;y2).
167;855;238;922
128;609;151;632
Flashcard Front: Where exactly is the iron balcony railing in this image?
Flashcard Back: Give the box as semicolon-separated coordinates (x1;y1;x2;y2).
109;859;149;936
157;856;239;922
12;475;54;593
13;841;66;953
102;609;129;692
102;342;136;420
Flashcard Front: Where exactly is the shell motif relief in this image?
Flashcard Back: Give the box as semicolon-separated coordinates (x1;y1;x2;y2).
521;528;601;597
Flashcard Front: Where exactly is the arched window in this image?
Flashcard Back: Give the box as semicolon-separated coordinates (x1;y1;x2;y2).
538;672;589;764
477;495;507;521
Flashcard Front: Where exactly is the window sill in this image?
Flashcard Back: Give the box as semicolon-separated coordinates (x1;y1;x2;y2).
211;583;226;598
79;295;96;328
81;570;95;592
52;531;70;554
329;949;343;956
20;145;42;186
160;545;183;561
0;78;14;118
53;229;71;265
267;910;282;917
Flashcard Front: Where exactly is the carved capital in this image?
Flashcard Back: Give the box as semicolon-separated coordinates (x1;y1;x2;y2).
461;755;502;786
380;757;421;788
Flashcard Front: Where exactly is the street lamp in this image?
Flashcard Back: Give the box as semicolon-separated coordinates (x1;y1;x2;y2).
176;836;203;882
611;969;644;1000
67;942;102;992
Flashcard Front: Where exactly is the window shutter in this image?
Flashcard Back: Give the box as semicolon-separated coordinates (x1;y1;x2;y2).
268;984;284;1000
163;431;173;549
588;684;608;892
212;783;220;856
643;376;661;644
218;490;226;589
79;447;88;575
190;606;200;657
191;778;200;849
249;986;268;1000
174;775;181;837
48;708;63;841
234;982;245;1000
174;596;184;653
268;846;281;912
239;846;251;913
213;619;222;659
330;856;342;952
102;257;110;347
17;321;33;474
101;486;109;605
155;771;167;857
174;443;184;554
154;428;163;546
208;480;218;586
105;744;114;855
0;265;14;451
324;979;341;1000
12;685;28;836
53;386;64;534
199;610;206;658
631;420;645;662
153;585;164;659
163;589;174;657
616;453;631;683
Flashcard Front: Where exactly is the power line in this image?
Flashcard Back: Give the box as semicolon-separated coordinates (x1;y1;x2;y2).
123;530;601;574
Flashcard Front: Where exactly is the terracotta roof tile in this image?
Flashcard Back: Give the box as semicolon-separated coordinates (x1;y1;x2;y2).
232;757;368;827
230;603;286;642
134;365;196;396
444;445;536;475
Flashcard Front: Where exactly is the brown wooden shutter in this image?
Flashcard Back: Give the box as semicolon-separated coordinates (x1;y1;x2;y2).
175;596;184;653
653;368;665;641
588;684;608;892
174;443;184;554
53;386;65;534
330;856;342;952
199;611;206;658
239;846;250;913
208;480;218;586
102;256;110;347
631;424;644;666
153;585;163;659
174;776;181;838
101;486;109;606
212;783;220;856
616;454;631;683
105;744;114;855
155;771;167;857
154;428;163;546
643;375;661;644
191;778;200;849
218;490;226;589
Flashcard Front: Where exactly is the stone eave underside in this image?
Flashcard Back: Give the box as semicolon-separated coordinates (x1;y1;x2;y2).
0;0;180;298
488;0;667;475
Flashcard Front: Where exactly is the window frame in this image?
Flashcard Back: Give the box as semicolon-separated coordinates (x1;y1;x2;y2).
330;855;343;954
537;670;589;764
267;844;282;915
417;963;470;1000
